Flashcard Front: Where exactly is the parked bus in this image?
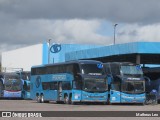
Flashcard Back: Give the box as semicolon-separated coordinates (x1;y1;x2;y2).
17;71;31;99
0;72;30;99
103;62;145;104
30;60;108;104
143;67;160;103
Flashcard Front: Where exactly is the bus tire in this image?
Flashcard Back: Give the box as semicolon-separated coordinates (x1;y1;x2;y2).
40;95;44;103
36;95;41;103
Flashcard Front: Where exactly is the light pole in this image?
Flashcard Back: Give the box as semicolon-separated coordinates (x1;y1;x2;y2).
48;39;51;64
113;24;118;45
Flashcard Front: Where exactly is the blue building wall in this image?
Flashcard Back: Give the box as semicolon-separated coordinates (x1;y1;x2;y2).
42;42;103;64
42;42;48;64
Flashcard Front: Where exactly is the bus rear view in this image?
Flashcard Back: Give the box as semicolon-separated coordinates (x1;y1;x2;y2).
104;62;145;104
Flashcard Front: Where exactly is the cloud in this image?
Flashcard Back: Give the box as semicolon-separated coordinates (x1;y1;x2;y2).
1;0;160;53
0;18;112;51
52;19;112;44
0;0;160;24
117;23;160;43
0;19;55;45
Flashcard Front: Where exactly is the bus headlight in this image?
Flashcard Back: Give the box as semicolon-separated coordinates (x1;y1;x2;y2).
74;94;80;99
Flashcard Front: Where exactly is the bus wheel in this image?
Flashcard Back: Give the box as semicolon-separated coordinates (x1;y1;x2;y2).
36;95;41;103
40;95;44;103
64;95;69;104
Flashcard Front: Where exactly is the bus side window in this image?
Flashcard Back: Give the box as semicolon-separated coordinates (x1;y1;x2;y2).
65;65;73;74
105;64;111;74
50;82;58;90
73;80;82;90
23;81;27;91
23;81;30;92
110;64;120;75
42;82;50;90
74;64;80;74
62;81;71;90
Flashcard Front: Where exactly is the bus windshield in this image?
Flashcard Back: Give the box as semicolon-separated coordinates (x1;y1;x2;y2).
4;75;22;91
83;78;107;92
80;64;104;75
121;65;143;76
121;81;145;94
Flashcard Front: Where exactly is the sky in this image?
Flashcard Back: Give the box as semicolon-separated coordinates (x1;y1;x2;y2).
1;0;160;53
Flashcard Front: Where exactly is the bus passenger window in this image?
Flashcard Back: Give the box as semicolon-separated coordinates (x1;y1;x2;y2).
62;82;71;90
42;82;50;90
73;80;82;90
50;82;58;90
110;64;120;75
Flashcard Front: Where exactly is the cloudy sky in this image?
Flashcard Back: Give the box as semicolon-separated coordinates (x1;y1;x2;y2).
1;0;160;53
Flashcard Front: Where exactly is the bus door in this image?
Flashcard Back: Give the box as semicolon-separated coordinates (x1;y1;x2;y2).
57;82;63;101
23;81;30;99
110;82;121;103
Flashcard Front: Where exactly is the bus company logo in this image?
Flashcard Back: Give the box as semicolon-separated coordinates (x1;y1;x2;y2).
97;63;103;69
50;44;61;53
35;76;41;88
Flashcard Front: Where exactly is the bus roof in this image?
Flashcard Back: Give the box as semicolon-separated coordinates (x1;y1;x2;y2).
0;72;20;78
103;62;137;66
31;60;102;68
0;72;19;76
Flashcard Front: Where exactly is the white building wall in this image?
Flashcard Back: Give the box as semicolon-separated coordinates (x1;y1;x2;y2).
2;44;43;71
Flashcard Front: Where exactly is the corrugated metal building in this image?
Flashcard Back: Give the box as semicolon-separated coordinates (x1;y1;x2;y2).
66;42;160;65
2;42;160;71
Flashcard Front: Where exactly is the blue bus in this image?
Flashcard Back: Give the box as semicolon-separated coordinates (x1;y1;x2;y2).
143;67;160;102
0;72;30;99
17;71;31;99
103;62;145;104
30;60;108;104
